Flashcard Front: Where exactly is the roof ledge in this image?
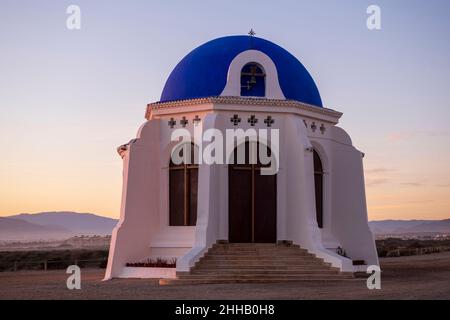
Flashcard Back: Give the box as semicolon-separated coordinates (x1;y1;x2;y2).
146;96;342;121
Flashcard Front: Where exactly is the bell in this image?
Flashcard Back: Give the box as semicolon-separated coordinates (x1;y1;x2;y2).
250;76;256;84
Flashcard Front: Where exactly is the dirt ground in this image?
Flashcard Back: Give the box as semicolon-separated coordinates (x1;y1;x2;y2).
1;252;450;300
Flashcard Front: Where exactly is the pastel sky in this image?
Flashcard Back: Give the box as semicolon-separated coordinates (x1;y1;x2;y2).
0;0;449;220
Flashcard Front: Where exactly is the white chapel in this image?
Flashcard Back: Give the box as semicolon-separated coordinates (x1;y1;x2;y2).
105;34;379;283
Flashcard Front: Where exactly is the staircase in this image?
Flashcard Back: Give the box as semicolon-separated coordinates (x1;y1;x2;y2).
159;242;354;285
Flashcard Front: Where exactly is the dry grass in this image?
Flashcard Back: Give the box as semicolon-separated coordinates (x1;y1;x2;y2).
1;251;450;300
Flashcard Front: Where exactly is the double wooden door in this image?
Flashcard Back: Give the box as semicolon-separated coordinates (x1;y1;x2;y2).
228;143;277;243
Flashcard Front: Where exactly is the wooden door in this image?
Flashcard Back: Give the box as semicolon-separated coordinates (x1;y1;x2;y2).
228;143;277;243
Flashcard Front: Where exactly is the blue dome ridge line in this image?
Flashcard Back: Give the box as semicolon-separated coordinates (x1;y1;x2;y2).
160;35;323;108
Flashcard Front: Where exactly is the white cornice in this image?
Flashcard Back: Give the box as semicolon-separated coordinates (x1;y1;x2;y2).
146;96;343;123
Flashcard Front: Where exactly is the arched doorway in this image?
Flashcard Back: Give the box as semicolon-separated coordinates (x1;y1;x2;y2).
228;142;276;243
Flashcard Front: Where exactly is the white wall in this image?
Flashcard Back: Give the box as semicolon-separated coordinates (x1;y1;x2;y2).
327;126;379;266
177;113;223;271
105;120;162;279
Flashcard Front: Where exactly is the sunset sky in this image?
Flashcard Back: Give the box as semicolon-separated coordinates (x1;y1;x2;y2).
0;0;449;221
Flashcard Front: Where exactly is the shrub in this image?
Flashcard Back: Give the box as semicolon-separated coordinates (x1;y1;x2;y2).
126;257;177;268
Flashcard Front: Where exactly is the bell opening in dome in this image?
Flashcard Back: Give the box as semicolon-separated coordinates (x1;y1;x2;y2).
240;62;266;97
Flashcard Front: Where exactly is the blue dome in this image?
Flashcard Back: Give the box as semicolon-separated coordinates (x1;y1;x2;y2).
160;36;323;107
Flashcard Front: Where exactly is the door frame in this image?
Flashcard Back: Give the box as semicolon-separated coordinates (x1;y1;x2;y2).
228;143;277;243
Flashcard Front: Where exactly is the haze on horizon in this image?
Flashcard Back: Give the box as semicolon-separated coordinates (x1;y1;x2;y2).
0;0;449;221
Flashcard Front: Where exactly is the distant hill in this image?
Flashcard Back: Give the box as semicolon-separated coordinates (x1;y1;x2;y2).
0;212;118;241
2;212;448;241
0;217;70;241
369;219;450;235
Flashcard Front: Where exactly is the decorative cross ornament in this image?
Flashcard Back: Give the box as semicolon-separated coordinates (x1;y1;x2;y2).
168;118;176;128
264;116;274;127
193;115;201;125
311;122;317;133
180;117;188;128
230;114;241;126
248;29;256;37
320;124;326;134
248;115;258;126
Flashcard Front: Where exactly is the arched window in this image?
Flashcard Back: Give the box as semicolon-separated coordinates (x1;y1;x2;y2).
313;150;324;229
169;144;198;226
240;63;265;97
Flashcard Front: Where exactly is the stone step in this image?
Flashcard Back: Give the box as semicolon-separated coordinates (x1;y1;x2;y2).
180;273;347;279
210;249;304;253
160;276;355;285
206;251;317;256
211;245;304;250
190;269;339;275
198;258;325;264
211;247;302;251
202;255;322;262
192;264;332;272
204;254;315;259
160;242;352;285
212;244;302;249
207;250;314;257
221;247;303;250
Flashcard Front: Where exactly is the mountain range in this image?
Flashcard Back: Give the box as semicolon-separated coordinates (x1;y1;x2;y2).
369;219;450;235
0;211;449;241
0;212;118;241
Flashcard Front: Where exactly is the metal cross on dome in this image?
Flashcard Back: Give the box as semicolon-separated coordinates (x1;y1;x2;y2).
248;29;256;37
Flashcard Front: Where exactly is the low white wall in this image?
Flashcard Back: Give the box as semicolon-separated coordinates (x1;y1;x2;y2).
105;120;162;280
328;126;379;268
